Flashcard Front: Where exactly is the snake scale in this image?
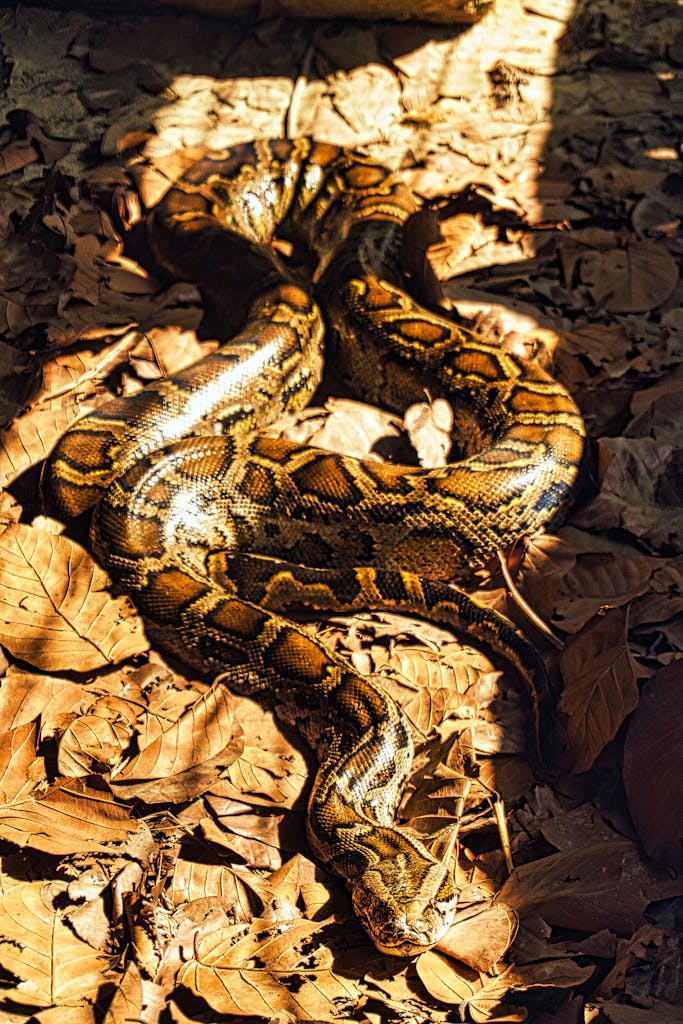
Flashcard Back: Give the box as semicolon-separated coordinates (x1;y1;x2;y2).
43;137;585;956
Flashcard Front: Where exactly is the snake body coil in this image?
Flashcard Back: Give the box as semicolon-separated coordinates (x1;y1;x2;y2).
44;138;585;955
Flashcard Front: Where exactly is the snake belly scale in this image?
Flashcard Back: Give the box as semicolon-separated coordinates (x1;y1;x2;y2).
43;137;585;955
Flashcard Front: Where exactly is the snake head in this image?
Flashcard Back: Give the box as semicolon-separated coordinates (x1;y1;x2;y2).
350;847;457;956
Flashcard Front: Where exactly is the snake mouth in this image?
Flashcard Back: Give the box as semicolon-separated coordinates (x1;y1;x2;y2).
363;912;454;957
351;876;457;957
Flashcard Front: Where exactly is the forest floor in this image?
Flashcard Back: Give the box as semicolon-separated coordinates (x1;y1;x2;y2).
0;1;680;1022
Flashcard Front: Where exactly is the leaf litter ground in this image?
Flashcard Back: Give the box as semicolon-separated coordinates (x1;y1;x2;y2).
0;1;681;1022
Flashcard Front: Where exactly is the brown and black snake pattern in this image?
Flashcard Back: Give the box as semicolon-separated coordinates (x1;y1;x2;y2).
43;138;586;955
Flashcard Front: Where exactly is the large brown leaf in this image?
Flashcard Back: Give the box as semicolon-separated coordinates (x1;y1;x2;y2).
177;918;360;1020
0;523;148;671
0;880;113;1008
623;661;683;870
559;607;640;773
0;721;139;853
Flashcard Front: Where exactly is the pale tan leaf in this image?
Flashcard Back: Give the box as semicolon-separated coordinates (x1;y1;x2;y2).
281;397;401;460
0;665;89;733
574;436;683;556
497;841;647;934
0;522;149;671
504;958;597;991
0;404;101;487
404;397;454;468
520;530;659;633
466;969;531;1023
0;721;44;803
559;608;640;774
223;743;307;808
110;730;244;803
200;799;306;872
57;713;132;777
269;854;319;908
169;857;270;919
0;880;111;1007
133;325;214;378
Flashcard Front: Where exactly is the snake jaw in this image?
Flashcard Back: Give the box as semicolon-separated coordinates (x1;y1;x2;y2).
350;856;457;956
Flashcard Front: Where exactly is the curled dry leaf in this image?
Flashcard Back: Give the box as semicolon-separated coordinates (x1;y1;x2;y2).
0;522;149;672
177;918;360;1020
0;880;113;1009
623;661;683;871
280;396;401;460
416;949;481;1007
100;961;144;1024
559;607;640;774
57;711;133;777
0;400;101;489
169;856;271;918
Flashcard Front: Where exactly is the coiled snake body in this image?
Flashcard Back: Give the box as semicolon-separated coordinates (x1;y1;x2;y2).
43;138;585;955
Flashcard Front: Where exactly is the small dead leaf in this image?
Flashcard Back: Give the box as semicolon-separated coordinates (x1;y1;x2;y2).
498;841;646;934
404;397;454;467
574;435;683;556
416;949;480;1006
101;962;144;1024
0;769;139;856
115;679;236;782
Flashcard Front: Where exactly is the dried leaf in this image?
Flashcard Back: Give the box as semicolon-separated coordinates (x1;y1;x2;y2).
0;766;139;856
57;711;132;777
115;679;236;781
498;841;647;934
0;400;100;489
0;667;87;734
416;949;480;1006
177;918;360;1019
404;397;453;467
169;857;268;918
0;881;112;1007
101;962;144;1024
437;901;518;972
574;436;683;556
0;523;149;671
281;397;401;461
623;661;683;870
559;608;639;774
579;241;678;312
